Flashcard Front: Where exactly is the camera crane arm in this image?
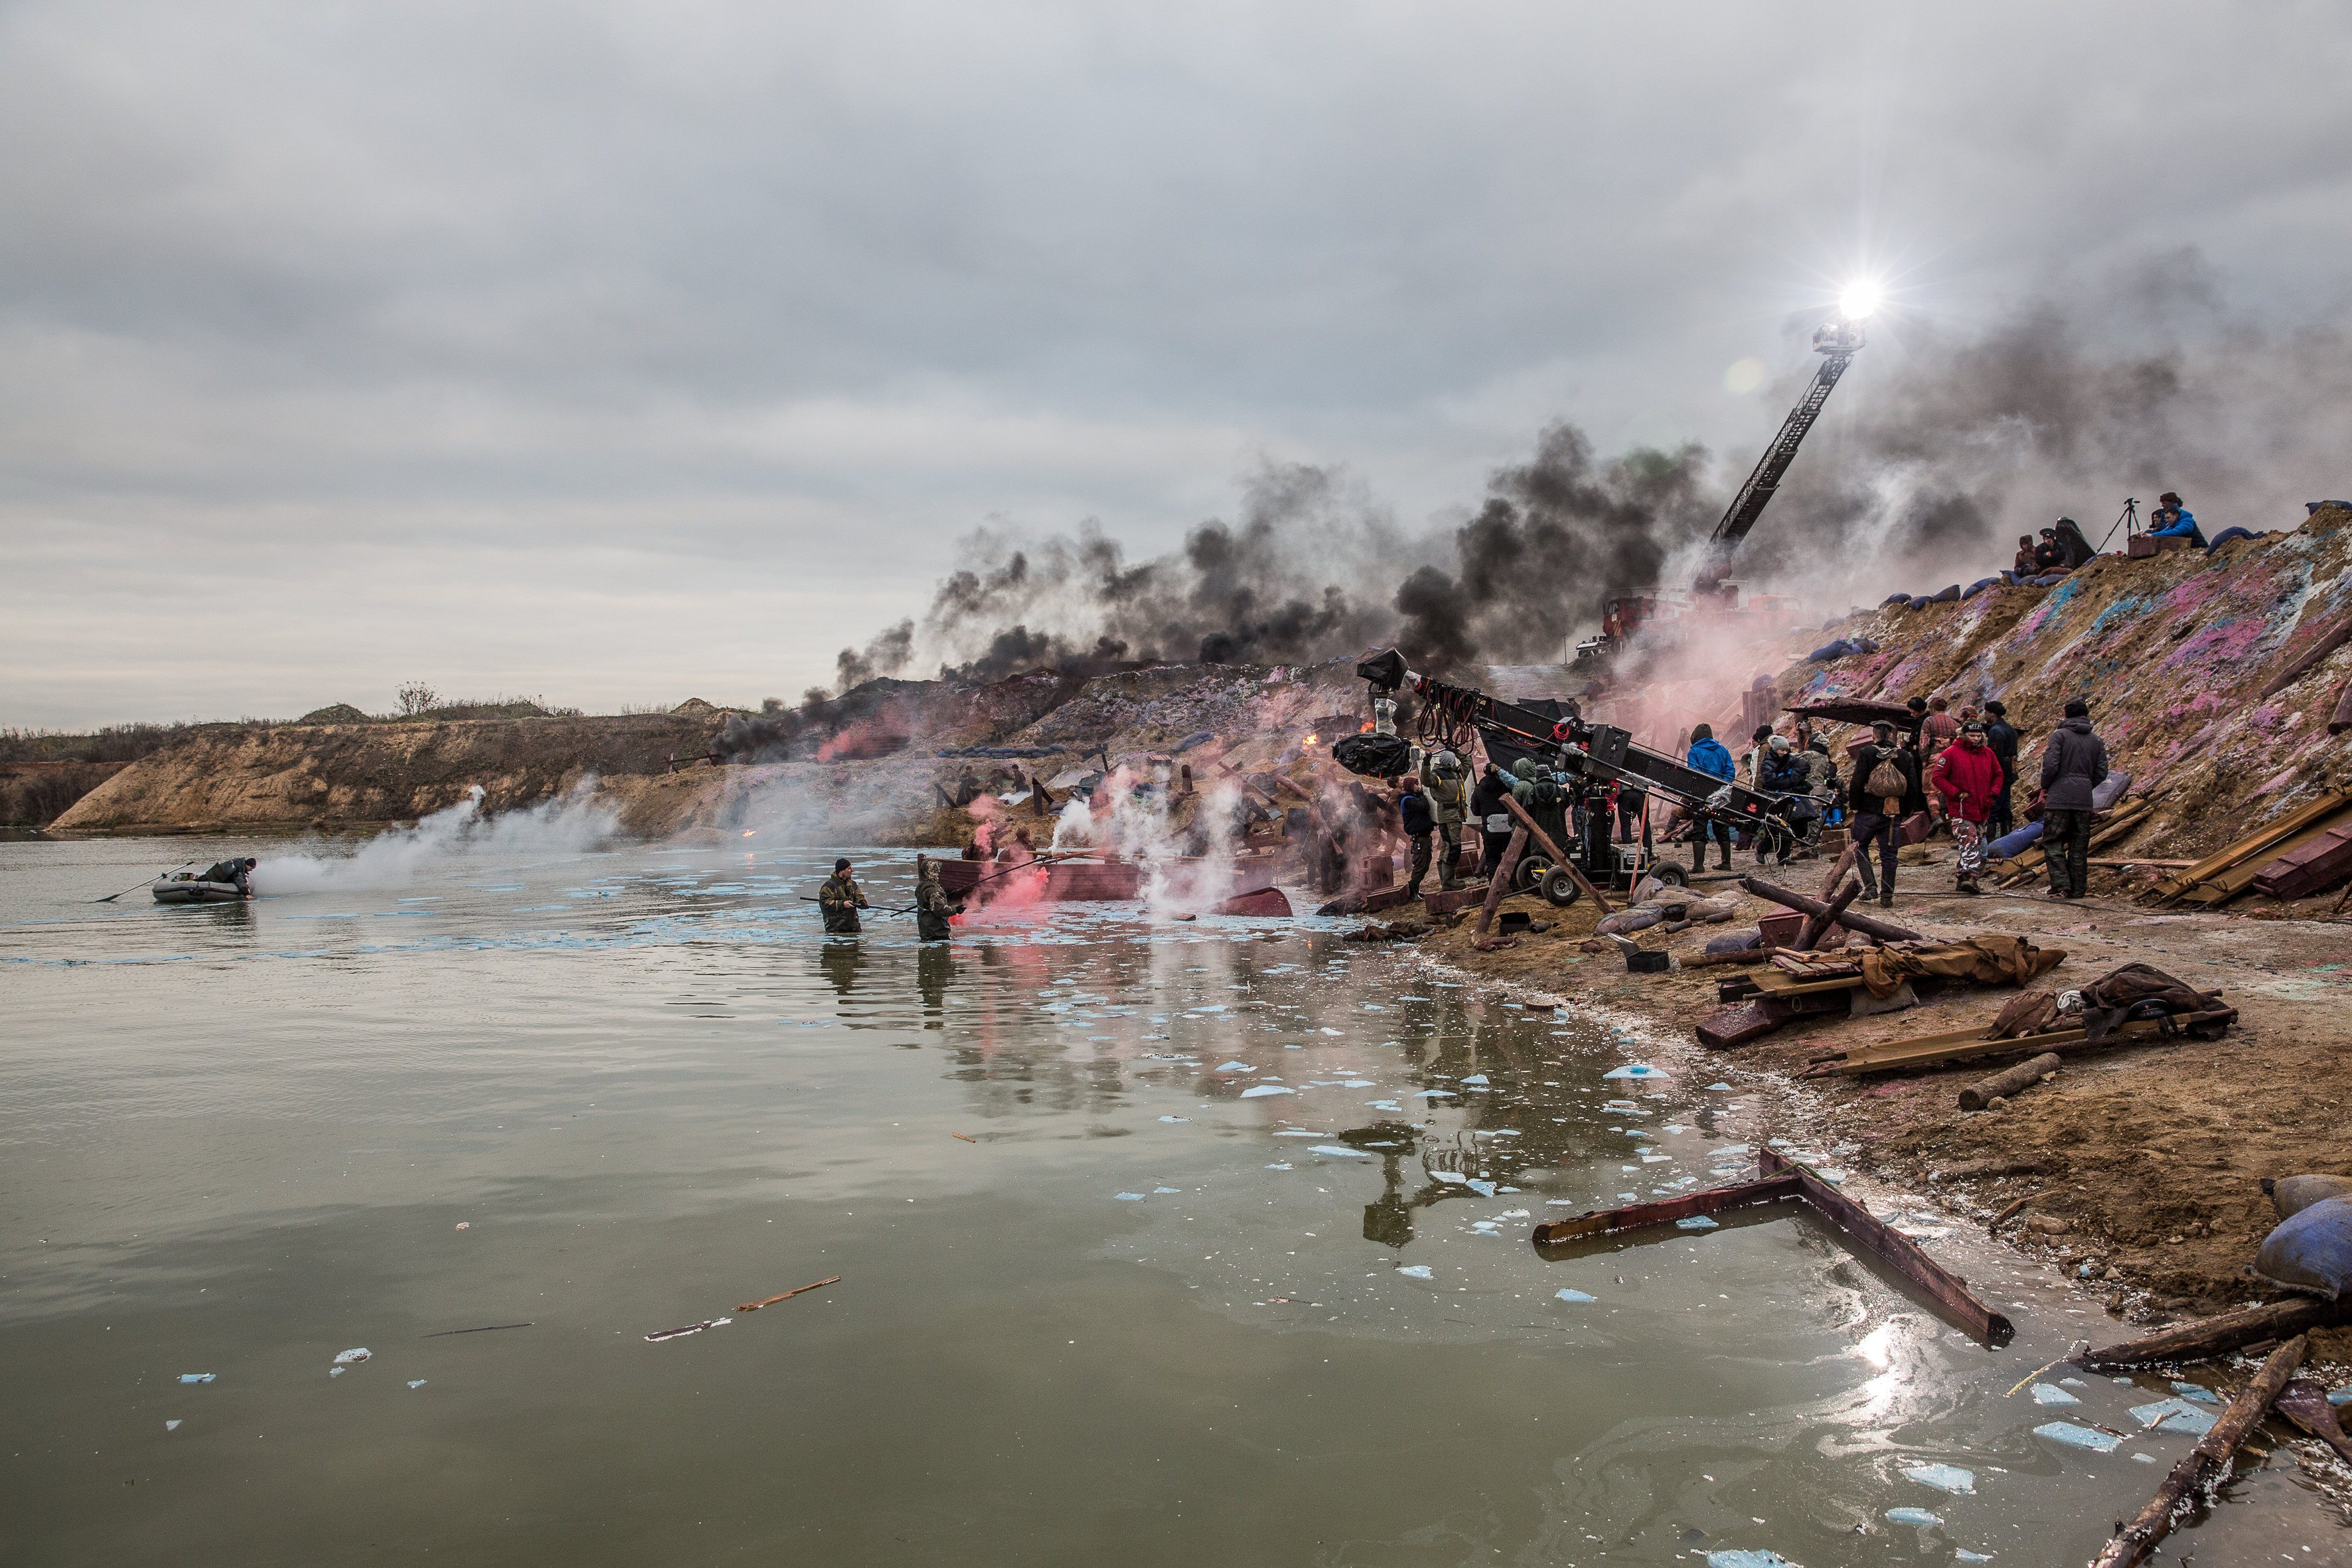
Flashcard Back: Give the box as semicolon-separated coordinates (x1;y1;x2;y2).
1352;649;1799;841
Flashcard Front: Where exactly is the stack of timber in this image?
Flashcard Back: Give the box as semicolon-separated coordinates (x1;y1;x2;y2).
1802;1003;2235;1078
2144;787;2352;907
1990;798;2153;888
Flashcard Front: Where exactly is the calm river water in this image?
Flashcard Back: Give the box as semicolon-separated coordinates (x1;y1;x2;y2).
0;833;2329;1565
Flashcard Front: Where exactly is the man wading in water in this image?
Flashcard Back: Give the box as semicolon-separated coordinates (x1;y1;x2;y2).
913;854;961;942
818;858;870;933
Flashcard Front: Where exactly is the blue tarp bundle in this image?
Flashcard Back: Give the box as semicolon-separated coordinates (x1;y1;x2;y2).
2255;1196;2352;1299
1907;595;1933;611
1987;821;2044;860
1807;640;1855;663
1964;577;2001;599
1929;584;1961;603
1851;636;1879;653
1881;592;1911;607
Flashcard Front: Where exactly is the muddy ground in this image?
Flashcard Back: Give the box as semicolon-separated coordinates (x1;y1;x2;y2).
1370;852;2352;1367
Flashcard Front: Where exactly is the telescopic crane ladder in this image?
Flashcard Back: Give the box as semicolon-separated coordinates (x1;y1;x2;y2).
1697;317;1865;588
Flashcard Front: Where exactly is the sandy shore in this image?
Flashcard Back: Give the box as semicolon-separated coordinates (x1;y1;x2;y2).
1368;863;2352;1371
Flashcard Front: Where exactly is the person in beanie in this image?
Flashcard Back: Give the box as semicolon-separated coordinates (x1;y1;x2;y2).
818;857;869;933
1398;773;1436;900
1417;749;1468;890
2040;699;2110;899
1929;722;2005;894
1982;700;2020;836
1844;721;1918;907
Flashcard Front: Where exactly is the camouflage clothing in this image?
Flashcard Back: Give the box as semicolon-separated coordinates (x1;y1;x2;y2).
818;870;868;933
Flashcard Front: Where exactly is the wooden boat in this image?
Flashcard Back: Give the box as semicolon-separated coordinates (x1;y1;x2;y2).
937;854;1281;907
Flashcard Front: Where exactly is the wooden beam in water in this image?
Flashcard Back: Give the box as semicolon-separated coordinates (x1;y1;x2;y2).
1529;1175;1801;1244
1757;1149;2014;1347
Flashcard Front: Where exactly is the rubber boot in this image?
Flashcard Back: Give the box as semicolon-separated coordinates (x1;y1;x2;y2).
1879;876;1895;909
1716;843;1733;870
1689;840;1706;874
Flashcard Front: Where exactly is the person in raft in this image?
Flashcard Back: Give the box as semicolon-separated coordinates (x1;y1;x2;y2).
818;858;870;933
1930;722;2005;896
912;854;960;941
200;856;258;897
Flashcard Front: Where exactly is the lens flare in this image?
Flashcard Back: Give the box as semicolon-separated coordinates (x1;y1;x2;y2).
1838;281;1880;321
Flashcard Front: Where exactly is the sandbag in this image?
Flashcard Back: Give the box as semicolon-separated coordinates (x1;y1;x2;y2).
1963;577;1999;599
1331;732;1412;778
1988;821;2045;860
2253;1196;2352;1299
1881;592;1911;607
1705;930;1763;955
1851;637;1879;653
1807;640;1854;663
1682;897;1739;923
2266;1174;2352;1221
1907;596;1933;611
2090;771;2133;811
1594;907;1664;936
1929;584;1961;603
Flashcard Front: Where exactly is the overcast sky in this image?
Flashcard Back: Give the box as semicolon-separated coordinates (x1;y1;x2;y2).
6;1;2351;728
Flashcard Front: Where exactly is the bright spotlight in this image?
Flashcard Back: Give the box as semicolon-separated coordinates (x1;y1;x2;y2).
1838;281;1880;321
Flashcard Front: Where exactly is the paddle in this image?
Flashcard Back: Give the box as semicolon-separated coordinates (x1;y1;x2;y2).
97;862;198;903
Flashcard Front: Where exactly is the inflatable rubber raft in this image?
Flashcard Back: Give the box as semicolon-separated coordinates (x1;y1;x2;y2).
152;878;247;904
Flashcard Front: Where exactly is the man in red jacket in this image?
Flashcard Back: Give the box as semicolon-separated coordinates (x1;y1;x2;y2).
1930;722;2005;894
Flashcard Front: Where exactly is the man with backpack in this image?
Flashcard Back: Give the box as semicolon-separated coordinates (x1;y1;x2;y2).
1470;763;1514;880
1929;722;2005;894
1845;722;1919;907
2041;700;2110;900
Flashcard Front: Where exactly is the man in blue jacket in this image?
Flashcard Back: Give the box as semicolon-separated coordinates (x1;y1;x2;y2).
2149;491;2207;550
1685;724;1735;874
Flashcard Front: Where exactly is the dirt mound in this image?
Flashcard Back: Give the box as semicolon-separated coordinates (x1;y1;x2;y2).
297;703;372;725
50;714;729;832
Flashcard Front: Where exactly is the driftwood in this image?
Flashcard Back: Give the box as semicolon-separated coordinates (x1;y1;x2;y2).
2090;1335;2307;1568
1794;876;1861;951
1530;1174;1800;1243
736;1275;840;1312
1986;1190;2051;1231
1756;1149;2013;1346
2278;1378;2352;1464
1740;874;1924;943
2084;1296;2350;1368
1499;794;1614;913
1472;823;1529;945
1958;1051;2062;1111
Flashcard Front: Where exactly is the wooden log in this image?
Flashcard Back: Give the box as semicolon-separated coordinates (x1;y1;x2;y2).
1500;793;1612;913
1806;1008;2236;1078
2257;606;2352;699
2084;1298;2349;1370
1756;1150;2014;1346
1471;823;1528;943
1816;845;1858;901
2331;672;2352;736
1530;1175;1800;1244
1957;1051;2062;1111
1739;873;1924;943
2090;1335;2307;1568
1794;876;1862;951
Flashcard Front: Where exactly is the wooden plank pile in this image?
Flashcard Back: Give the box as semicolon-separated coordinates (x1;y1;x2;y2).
2142;787;2352;907
1801;1004;2235;1078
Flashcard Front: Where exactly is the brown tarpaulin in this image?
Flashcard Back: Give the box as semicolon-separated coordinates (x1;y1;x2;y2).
1859;935;2069;1000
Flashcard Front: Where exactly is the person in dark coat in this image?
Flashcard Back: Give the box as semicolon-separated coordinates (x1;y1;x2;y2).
818;858;870;932
1614;781;1648;844
1470;763;1514;879
1398;775;1436;900
2039;700;2110;899
1845;722;1919;907
200;857;258;896
2012;535;2037;574
1982;700;2020;836
2032;528;2066;571
2053;518;2096;568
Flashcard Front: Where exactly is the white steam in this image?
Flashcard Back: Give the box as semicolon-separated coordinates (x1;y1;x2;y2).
251;783;618;894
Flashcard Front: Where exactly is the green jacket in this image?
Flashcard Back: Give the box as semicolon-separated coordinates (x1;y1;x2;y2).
1418;759;1467;826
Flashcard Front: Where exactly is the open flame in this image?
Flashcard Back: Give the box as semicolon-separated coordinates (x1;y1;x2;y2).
1304;733;1319;745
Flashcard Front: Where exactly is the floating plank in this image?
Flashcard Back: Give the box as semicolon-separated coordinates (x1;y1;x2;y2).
1757;1150;2014;1346
1529;1175;1801;1244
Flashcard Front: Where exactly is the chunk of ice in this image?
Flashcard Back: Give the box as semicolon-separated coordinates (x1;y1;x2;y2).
2030;1383;2080;1405
2035;1421;2121;1452
1554;1289;1596;1302
1396;1265;1432;1279
1883;1508;1942;1526
1901;1463;1976;1494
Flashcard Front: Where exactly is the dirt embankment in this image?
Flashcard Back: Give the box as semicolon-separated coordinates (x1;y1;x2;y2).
49;714;730;833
